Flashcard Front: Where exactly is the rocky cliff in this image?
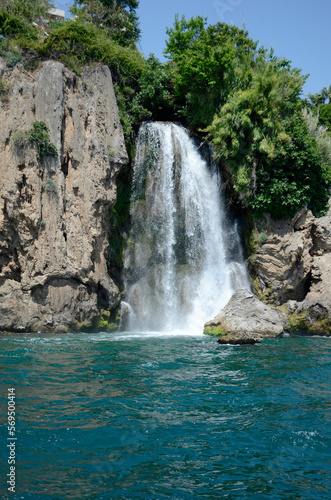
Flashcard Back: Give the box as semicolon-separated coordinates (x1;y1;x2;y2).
0;59;128;332
250;202;331;335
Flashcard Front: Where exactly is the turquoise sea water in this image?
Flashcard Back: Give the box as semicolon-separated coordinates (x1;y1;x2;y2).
0;332;331;500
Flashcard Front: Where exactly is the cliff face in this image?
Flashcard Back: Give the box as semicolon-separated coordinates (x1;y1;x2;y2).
250;202;331;334
0;59;128;332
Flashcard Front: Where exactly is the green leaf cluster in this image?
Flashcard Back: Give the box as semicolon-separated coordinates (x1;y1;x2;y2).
38;19;144;78
131;54;174;122
71;0;140;47
28;121;58;160
165;15;256;127
319;104;331;130
0;0;54;24
0;8;39;44
250;115;329;217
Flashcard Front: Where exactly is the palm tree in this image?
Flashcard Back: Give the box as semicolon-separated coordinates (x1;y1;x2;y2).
309;92;326;107
321;85;331;104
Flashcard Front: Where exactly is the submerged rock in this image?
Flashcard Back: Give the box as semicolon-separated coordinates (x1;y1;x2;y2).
204;289;290;341
217;332;263;345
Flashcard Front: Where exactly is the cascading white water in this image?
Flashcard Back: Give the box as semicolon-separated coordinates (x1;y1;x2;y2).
124;122;250;332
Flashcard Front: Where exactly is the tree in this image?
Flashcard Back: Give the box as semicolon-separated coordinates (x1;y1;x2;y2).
206;52;330;217
321;85;331;104
164;15;256;127
319;103;331;129
132;54;173;121
308;92;326;107
251;115;330;218
71;0;140;46
0;0;54;23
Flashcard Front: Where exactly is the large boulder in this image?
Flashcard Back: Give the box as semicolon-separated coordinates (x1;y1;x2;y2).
203;289;290;341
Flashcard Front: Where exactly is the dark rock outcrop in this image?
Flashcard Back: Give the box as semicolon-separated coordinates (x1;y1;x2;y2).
217;332;263;345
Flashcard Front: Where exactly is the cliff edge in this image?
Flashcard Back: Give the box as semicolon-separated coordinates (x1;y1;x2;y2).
0;59;128;332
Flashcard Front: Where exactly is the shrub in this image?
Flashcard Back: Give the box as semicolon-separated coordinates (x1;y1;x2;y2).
45;178;58;195
250;115;330;218
28;121;58;160
10;130;29;150
5;50;21;68
132;54;173;121
0;77;10;101
0;9;38;42
258;233;268;245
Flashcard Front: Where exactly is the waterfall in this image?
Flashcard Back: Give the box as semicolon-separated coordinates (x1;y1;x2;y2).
123;122;250;332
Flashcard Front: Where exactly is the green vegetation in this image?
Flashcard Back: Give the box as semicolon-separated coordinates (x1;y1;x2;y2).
258;233;268;246
0;77;10;100
131;54;174;122
71;0;140;47
280;307;331;336
10;121;58;161
1;0;54;23
96;306;121;332
1;2;330;220
10;129;29;150
45;178;58;195
319;104;331;129
203;324;227;336
165;16;256;128
165;15;331;219
28;121;58;159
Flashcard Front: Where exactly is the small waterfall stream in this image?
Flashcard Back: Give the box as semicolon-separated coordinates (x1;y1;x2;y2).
124;122;250;332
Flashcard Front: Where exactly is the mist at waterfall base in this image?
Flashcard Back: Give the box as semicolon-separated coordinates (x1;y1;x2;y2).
1;332;331;500
124;122;250;333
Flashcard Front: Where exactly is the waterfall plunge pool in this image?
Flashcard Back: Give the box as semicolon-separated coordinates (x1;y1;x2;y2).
1;330;331;500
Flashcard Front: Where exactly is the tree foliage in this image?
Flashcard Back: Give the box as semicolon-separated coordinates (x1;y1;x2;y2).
71;0;140;46
131;54;173;121
0;0;54;23
165;14;330;218
250;115;329;217
165;15;256;127
319;103;331;130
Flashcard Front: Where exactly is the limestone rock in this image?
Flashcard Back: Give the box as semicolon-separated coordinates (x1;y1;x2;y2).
0;59;128;332
251;202;331;335
204;289;290;339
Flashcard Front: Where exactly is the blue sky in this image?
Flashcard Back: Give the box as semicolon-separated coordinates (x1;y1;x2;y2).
56;0;330;97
